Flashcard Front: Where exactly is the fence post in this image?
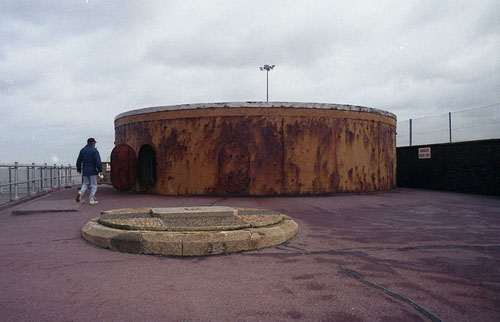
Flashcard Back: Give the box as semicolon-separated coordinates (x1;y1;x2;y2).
449;112;452;143
409;118;413;146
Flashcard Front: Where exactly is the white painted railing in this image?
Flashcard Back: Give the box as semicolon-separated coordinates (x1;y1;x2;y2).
0;163;81;204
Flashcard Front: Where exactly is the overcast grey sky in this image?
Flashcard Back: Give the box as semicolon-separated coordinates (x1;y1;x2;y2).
1;0;499;164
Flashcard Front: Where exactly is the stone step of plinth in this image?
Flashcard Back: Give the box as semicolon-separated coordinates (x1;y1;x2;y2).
151;206;237;219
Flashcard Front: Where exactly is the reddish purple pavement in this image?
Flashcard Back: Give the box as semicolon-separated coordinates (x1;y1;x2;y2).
1;186;500;322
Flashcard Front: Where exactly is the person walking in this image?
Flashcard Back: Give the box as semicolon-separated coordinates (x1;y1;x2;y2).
76;138;103;205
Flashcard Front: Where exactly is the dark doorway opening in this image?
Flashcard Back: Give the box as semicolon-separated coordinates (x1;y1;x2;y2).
137;144;156;190
110;144;136;191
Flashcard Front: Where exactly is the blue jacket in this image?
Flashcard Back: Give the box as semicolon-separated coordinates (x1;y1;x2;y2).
76;144;103;176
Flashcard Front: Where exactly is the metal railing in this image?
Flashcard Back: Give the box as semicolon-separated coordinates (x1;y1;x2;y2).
0;163;81;205
397;103;500;147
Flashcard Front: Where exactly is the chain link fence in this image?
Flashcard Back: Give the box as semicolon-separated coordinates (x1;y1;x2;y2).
397;103;500;147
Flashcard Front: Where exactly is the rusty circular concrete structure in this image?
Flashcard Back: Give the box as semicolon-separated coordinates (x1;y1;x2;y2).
81;206;299;256
112;102;396;195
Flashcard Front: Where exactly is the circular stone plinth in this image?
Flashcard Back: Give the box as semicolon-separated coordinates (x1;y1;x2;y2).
82;207;299;256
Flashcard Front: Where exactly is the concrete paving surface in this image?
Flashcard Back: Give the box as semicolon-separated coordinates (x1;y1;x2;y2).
1;185;499;321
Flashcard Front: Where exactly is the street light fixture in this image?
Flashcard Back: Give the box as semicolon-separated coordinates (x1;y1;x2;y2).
260;64;275;102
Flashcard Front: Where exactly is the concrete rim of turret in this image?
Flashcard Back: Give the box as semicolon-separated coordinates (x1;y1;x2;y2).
115;101;396;121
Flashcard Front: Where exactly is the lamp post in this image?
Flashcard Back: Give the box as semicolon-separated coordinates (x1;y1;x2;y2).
259;64;275;102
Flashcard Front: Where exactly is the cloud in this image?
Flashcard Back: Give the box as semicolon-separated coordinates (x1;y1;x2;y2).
0;0;499;163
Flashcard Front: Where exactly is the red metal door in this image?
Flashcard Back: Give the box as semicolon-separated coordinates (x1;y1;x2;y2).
110;144;136;191
218;141;250;194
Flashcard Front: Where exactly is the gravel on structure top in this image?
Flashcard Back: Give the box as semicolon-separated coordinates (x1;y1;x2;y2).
98;208;283;231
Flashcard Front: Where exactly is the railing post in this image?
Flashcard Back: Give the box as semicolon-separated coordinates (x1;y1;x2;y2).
42;163;46;190
9;166;12;201
13;162;19;200
40;164;44;192
32;163;36;194
26;165;31;196
44;163;48;190
57;164;61;187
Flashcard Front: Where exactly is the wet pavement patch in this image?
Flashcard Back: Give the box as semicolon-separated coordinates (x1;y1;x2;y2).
12;199;82;215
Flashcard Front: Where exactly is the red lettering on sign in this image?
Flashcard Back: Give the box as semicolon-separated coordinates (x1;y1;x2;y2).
418;147;431;159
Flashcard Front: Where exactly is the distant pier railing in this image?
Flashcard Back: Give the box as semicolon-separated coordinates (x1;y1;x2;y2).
0;163;81;205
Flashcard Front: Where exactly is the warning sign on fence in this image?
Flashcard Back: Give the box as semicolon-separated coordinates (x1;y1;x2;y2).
418;147;431;159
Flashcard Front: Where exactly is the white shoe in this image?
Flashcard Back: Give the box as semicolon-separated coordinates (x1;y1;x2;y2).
89;200;99;205
76;192;81;203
